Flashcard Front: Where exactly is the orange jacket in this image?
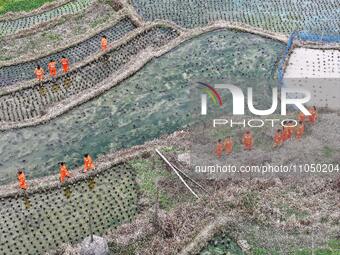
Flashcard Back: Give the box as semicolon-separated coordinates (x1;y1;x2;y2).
287;124;295;138
308;108;317;123
297;112;305;122
242;133;253;146
296;124;304;139
48;62;57;76
224;139;233;154
84;155;95;172
282;127;290;142
274;132;282;145
34;68;44;80
18;172;28;190
216;143;223;157
60;165;70;183
101;37;107;50
48;61;56;70
60;58;69;72
60;58;69;67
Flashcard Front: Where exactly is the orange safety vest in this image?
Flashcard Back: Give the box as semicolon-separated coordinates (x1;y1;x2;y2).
60;166;70;183
288;124;295;138
297;112;305;122
60;58;69;72
243;134;253;146
34;68;44;80
224;139;233;154
216;143;223;158
308;108;317;123
101;38;107;50
18;173;28;190
282;127;290;142
296;124;304;139
274;132;282;145
48;62;57;76
84;155;95;172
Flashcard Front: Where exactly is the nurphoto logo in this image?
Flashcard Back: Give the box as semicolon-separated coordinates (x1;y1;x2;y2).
198;82;312;116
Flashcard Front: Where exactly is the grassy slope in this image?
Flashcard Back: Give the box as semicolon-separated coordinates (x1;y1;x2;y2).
109;122;339;254
0;0;55;15
253;239;340;255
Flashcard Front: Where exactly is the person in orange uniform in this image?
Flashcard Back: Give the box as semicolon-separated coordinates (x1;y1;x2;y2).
282;121;290;143
215;139;223;159
224;136;233;155
308;106;318;124
101;35;108;51
17;170;28;191
297;112;305;123
273;129;283;148
242;131;253;151
83;154;95;173
34;65;45;81
287;120;296;139
295;121;305;140
59;162;71;183
60;56;69;73
48;59;57;78
282;121;293;141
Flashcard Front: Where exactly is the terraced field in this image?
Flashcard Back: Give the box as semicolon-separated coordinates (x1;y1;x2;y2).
0;0;117;64
0;0;54;15
0;163;138;255
0;0;94;36
0;29;284;185
131;0;340;34
0;16;137;86
0;25;179;124
1;1;338;254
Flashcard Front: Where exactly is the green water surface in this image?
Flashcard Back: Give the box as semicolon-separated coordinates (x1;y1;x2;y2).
0;29;284;184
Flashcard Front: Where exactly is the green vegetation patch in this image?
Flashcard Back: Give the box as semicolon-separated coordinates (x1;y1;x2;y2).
252;247;280;255
199;232;244;255
0;0;55;15
322;146;334;158
129;157;175;210
293;248;338;255
251;239;340;255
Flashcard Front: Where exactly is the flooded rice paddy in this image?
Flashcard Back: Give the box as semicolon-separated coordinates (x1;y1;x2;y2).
0;29;285;185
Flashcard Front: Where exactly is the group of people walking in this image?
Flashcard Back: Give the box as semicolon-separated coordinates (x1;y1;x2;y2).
34;56;70;81
34;35;108;81
17;154;95;192
215;107;318;158
18;35;111;193
215;130;253;158
19;35;110;191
